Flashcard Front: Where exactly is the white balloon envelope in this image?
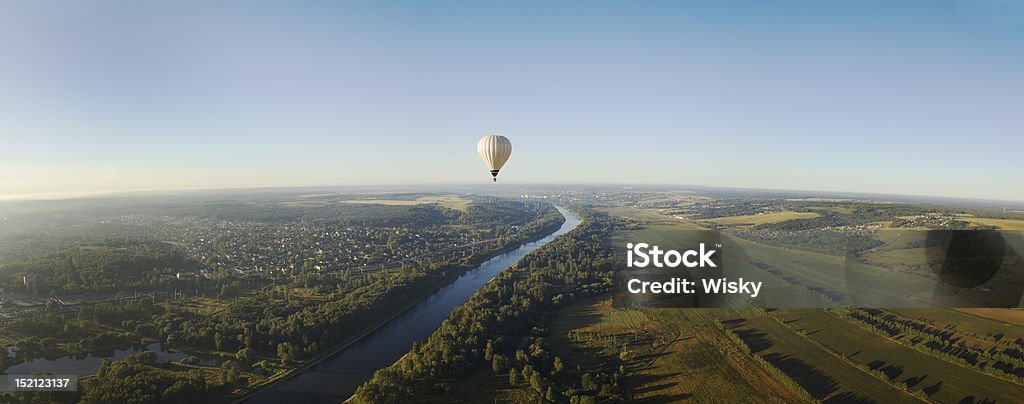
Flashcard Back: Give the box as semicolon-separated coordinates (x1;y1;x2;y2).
477;135;512;182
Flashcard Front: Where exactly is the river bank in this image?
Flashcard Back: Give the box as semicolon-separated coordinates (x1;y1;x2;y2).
238;205;579;403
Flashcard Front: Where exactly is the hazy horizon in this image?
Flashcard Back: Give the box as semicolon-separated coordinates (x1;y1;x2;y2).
1;1;1022;201
3;183;1024;210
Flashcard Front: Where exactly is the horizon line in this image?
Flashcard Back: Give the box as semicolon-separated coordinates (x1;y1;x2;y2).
2;183;1023;208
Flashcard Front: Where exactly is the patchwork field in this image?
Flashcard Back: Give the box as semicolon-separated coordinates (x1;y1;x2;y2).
587;206;1024;402
540;301;1024;403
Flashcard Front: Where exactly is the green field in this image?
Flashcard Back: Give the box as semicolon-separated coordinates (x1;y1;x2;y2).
732;313;920;403
772;309;1024;403
702;211;820;228
538;300;1024;403
544;299;808;402
954;308;1024;327
960;216;1024;230
859;230;930;270
600;206;685;225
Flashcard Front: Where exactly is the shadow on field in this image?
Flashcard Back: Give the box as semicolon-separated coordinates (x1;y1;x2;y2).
632;382;676;394
732;327;775;354
866;360;905;381
721;318;746;326
958;395;997;404
633;351;670;364
923;381;942;397
903;373;927;389
762;352;840;399
627;372;692;403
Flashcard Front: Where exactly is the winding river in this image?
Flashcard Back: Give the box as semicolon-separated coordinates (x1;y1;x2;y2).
245;205;580;403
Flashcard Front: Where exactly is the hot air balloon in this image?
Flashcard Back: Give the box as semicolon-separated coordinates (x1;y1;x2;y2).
477;135;512;182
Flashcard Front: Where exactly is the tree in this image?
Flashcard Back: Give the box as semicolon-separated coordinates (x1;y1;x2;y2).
492;353;508;374
484;339;495;361
516;349;529;365
508;367;518;385
277;342;296;362
530;372;543;393
220;361;238;384
236;347;254;363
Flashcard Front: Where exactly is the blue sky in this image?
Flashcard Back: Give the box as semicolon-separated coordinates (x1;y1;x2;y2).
0;1;1022;201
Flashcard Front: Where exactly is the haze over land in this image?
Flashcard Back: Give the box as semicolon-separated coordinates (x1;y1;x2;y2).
1;1;1022;201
